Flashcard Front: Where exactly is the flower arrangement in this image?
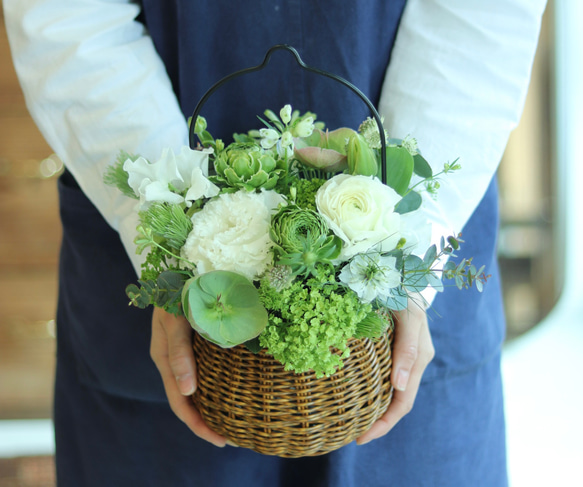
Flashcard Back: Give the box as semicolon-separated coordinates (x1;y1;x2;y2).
105;105;488;377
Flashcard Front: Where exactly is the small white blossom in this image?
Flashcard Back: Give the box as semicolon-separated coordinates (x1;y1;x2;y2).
358;116;388;150
280;104;292;124
339;253;401;303
280;130;294;148
294;116;315;138
259;128;280;149
402;136;418;156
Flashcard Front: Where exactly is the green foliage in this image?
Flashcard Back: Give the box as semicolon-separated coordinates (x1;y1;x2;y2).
413;153;433;179
126;270;188;315
354;310;388;339
382;146;414;195
212;143;287;191
271;205;341;277
258;270;371;377
139;203;193;251
182;271;268;348
394;190;422;214
292;178;326;211
103;151;140;198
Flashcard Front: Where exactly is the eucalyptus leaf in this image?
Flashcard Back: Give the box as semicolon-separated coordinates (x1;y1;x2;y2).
394;190;422;214
126;283;151;308
382;286;408;311
413;153;433;179
426;272;444;293
403;255;429;292
182;271;268;348
423;244;438;267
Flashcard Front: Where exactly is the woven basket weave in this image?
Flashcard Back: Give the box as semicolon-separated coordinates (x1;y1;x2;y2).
192;329;394;457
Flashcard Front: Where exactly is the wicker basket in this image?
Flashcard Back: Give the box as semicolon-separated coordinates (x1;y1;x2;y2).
192;329;394;458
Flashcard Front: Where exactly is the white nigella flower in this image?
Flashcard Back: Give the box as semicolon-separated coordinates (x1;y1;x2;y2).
181;190;286;280
339;252;401;303
124;146;217;210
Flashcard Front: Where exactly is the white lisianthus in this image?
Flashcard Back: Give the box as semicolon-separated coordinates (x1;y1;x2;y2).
124;146;218;209
339;252;401;303
181;190;286;280
315;174;402;260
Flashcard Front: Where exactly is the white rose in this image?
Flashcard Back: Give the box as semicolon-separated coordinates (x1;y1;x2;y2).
181;190;285;280
124;146;218;209
315;174;402;260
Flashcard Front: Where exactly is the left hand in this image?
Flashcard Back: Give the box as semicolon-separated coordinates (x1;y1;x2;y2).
356;302;435;445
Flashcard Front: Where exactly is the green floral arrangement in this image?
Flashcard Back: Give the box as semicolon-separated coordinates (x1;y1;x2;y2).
104;105;487;377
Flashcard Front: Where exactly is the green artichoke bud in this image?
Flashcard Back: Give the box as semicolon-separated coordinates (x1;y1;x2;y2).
213;143;286;191
347;132;378;177
182;270;268;348
270;205;342;276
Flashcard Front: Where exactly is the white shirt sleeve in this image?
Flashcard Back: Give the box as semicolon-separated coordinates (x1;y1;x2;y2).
379;0;548;246
4;0;547;285
379;0;547;305
3;0;189;275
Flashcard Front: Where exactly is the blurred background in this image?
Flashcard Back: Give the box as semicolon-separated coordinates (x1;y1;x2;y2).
1;1;580;486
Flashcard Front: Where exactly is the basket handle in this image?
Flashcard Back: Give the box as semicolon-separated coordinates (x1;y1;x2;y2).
189;44;387;184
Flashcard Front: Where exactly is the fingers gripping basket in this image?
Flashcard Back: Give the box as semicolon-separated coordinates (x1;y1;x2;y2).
190;45;394;458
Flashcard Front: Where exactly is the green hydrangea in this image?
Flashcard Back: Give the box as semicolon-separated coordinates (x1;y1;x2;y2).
293;178;326;211
258;271;371;377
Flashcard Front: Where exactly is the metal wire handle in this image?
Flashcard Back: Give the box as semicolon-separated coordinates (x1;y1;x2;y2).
189;44;387;184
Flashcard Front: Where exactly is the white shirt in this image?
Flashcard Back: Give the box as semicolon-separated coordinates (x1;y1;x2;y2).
3;0;547;289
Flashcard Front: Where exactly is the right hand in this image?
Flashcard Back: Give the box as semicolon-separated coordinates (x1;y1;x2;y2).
150;307;227;447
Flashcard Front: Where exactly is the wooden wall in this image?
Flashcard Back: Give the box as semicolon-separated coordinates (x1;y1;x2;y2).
0;3;59;419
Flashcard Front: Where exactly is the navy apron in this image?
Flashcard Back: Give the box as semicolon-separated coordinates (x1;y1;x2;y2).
54;1;508;485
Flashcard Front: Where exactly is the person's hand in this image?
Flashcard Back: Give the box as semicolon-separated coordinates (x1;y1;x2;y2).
150;307;227;447
356;302;435;445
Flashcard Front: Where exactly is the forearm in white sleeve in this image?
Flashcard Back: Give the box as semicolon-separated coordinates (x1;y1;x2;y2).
379;0;547;244
378;0;547;305
3;0;189;275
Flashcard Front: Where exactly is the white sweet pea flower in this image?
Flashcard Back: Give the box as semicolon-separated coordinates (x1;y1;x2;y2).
315;174;402;260
339;252;401;303
124;146;217;209
181;190;286;280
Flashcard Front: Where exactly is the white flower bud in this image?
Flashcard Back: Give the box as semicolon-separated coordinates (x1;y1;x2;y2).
294;117;315;138
259;128;280;149
280;104;292;125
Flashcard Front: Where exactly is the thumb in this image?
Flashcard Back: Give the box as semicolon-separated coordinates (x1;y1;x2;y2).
157;309;197;396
